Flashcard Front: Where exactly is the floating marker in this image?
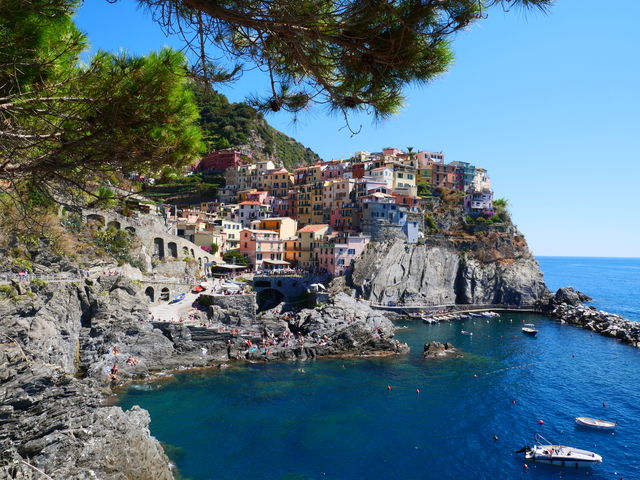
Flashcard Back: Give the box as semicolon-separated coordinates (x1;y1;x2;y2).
416;388;420;394
511;400;516;405
523;464;529;470
538;420;544;425
387;385;392;391
603;402;607;407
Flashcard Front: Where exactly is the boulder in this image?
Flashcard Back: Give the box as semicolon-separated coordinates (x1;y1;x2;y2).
423;341;456;358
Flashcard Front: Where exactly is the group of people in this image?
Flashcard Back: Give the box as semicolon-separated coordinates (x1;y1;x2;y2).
255;267;308;277
104;345;139;383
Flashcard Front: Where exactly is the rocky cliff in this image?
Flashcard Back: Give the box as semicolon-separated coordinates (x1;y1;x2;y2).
350;234;549;306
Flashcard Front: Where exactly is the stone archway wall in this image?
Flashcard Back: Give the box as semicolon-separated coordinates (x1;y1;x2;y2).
82;208;216;268
144;286;154;302
167;242;178;259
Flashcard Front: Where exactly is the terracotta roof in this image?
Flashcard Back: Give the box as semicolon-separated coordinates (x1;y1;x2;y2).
239;201;263;206
298;224;329;233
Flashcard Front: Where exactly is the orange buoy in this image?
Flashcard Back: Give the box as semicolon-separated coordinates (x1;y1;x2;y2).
387;385;392;391
523;463;529;470
538;420;544;425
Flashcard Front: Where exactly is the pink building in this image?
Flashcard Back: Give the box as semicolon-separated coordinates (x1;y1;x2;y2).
239;229;285;271
316;234;370;276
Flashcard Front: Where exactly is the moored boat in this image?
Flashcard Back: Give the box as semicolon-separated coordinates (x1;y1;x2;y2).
517;434;602;468
575;417;616;429
522;323;538;336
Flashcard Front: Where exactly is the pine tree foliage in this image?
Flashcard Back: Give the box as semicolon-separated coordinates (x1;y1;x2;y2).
139;0;553;119
0;0;204;209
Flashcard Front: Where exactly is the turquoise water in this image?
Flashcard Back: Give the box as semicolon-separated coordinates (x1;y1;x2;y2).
120;257;640;480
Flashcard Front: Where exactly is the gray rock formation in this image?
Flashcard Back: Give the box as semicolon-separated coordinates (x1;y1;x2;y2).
553;286;592;306
423;341;457;358
545;288;640;347
350;239;549;306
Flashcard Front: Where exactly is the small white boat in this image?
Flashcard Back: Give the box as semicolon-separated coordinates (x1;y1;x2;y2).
522;323;538;336
518;434;602;468
575;417;616;429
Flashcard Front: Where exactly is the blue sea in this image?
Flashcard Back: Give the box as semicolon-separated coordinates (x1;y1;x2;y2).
119;257;640;480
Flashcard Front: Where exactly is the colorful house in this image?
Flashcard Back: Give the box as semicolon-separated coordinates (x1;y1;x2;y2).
316;234;370;276
239;229;285;271
286;224;331;270
237;201;271;227
252;217;298;241
196;149;248;172
361;193;420;243
464;190;494;216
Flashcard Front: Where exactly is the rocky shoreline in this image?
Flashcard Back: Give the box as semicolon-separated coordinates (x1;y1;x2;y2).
0;276;407;479
545;287;640;347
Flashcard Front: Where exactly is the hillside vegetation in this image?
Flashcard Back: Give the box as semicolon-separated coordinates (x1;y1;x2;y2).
193;85;321;170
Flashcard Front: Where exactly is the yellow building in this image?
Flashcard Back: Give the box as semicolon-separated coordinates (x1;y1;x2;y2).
286;224;331;269
294;164;325;185
294;184;313;226
417;164;433;186
262;168;294;197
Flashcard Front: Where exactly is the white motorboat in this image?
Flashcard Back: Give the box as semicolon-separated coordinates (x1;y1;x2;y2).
522;323;538;336
517;434;602;468
575;417;616;429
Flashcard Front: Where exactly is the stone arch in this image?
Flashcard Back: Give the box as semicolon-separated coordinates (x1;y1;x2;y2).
256;288;285;312
153;238;165;259
86;214;105;227
160;287;170;301
182;246;190;257
144;286;155;303
125;226;136;234
167;242;178;259
107;220;121;230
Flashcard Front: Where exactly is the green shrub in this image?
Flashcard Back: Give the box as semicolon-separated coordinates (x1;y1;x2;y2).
223;249;249;266
0;285;16;300
13;258;33;273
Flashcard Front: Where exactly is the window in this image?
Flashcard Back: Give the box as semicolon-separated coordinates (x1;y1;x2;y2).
408;174;413;180
244;242;248;248
338;259;345;265
397;173;404;179
256;253;263;260
348;249;355;255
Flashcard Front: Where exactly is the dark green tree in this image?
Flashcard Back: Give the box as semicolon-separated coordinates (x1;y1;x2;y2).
0;0;204;210
139;0;552;119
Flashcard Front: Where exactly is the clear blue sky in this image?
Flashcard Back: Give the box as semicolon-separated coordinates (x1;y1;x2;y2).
75;0;639;258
